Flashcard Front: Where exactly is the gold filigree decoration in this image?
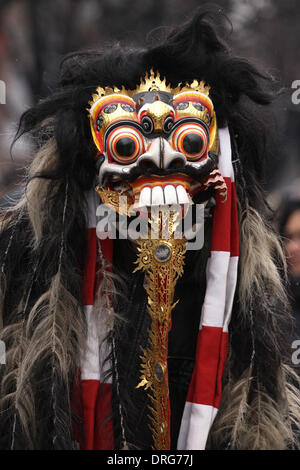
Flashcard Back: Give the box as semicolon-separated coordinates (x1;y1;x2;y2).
144;101;174;132
133;210;187;449
174;102;211;125
135;69;173;94
95;185;134;215
171;79;210;97
87;69;212;113
87;86;133;109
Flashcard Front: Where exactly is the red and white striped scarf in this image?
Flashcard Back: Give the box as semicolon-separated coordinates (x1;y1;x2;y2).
177;127;239;449
74;126;239;450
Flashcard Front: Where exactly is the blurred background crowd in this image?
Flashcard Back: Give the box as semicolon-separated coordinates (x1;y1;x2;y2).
0;0;299;319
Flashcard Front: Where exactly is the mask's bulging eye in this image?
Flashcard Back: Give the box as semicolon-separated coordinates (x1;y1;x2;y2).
172;123;208;161
115;137;135;157
106;126;145;164
141;116;154;134
182;133;203;154
163;116;174;133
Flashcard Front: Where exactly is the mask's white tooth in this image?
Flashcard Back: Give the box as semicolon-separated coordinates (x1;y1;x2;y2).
164;185;178;205
176;185;190;204
151;186;164;205
138;186;151;208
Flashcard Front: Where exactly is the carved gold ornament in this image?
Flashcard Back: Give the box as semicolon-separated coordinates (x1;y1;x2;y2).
134;210;186;449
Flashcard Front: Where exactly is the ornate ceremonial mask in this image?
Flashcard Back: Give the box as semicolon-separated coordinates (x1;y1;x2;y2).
2;8;297;453
87;71;228;449
88;70;227;214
